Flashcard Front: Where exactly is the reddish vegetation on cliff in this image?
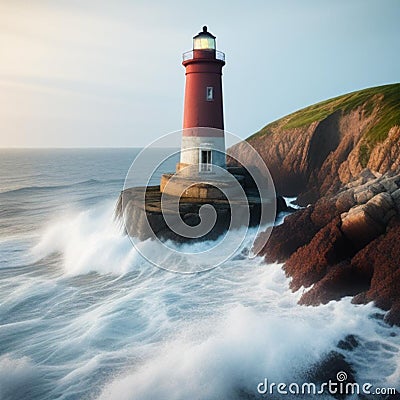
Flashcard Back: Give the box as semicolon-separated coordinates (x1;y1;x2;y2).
241;83;400;325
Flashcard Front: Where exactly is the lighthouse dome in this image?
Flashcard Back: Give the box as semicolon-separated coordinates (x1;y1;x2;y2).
193;26;216;50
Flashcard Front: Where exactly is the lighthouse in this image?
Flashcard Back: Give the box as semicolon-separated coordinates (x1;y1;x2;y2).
178;26;226;172
160;26;230;199
119;26;277;247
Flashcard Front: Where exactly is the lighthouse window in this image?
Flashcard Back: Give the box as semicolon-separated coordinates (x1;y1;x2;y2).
194;37;216;50
200;150;212;172
206;87;214;101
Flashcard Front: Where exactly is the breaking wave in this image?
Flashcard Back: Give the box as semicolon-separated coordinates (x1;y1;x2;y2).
16;202;398;399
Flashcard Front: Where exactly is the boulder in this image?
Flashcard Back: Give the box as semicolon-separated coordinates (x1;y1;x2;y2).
299;261;371;306
351;219;400;313
340;205;384;249
341;192;395;249
306;351;356;400
284;217;353;291
258;206;318;263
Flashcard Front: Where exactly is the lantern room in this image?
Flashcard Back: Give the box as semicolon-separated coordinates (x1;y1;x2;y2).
193;26;216;50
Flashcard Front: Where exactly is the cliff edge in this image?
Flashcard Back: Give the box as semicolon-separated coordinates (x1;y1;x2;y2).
234;83;400;325
232;83;400;205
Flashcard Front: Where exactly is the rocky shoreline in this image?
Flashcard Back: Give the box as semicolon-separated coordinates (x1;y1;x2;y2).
227;84;400;327
256;169;400;326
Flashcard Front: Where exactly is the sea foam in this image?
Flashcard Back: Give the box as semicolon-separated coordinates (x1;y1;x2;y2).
18;202;400;400
30;202;140;276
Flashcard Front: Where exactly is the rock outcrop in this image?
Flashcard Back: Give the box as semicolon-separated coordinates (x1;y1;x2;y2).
258;171;400;325
243;83;400;325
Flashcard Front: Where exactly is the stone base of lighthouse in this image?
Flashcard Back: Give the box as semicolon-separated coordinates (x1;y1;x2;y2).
116;167;287;243
160;172;244;200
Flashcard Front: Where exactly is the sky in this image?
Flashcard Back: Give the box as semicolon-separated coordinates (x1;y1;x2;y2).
0;0;399;148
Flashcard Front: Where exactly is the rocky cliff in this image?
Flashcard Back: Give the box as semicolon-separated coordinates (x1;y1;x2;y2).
256;172;400;325
232;83;400;205
235;83;400;325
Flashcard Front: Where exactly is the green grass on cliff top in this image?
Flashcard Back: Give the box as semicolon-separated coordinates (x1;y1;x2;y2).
250;83;400;146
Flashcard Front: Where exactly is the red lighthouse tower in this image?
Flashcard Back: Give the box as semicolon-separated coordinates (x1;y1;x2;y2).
182;26;225;130
178;26;226;172
161;26;229;199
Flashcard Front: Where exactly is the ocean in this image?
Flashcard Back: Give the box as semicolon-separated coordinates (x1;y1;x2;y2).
0;148;399;400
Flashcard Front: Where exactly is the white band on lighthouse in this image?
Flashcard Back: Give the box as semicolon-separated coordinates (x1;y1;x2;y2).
180;132;226;170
